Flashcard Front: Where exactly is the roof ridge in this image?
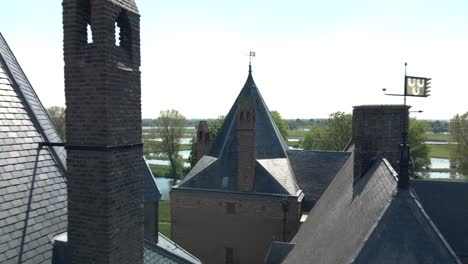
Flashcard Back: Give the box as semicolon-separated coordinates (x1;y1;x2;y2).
349;159;397;263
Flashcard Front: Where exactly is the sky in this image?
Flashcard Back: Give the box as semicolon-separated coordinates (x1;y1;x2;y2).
1;0;467;120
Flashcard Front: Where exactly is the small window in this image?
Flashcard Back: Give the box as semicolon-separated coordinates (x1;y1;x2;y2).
240;112;244;120
246;111;250;121
198;131;203;141
87;24;93;44
226;202;236;215
115;22;121;46
225;247;234;264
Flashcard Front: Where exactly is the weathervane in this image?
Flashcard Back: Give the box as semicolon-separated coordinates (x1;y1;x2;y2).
249;51;256;65
382;63;432;188
249;51;255;73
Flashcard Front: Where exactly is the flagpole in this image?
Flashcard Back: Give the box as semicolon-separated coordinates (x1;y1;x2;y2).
399;62;410;188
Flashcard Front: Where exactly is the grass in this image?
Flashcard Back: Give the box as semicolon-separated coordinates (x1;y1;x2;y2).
425;133;450;142
158;200;171;238
427;144;454;159
288;130;307;138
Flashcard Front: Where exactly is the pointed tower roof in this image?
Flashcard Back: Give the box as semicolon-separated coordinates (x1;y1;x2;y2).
179;67;300;196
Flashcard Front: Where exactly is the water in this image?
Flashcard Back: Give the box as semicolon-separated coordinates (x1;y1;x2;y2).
421;172;468;180
288;138;300;142
148;137;193;144
155;178;173;200
430;158;450;169
425;141;457;145
289;146;303;150
143;126;195;130
147;159;190;168
179;150;191;159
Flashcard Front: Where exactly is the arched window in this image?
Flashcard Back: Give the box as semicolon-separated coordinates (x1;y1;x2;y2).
115;10;132;57
240;112;244;120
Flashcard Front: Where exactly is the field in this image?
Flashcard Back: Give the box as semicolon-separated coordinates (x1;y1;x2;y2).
426;133;450;142
158;200;171;238
427;144;453;159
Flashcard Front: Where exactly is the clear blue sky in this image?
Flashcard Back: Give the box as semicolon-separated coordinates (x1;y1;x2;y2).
1;0;467;119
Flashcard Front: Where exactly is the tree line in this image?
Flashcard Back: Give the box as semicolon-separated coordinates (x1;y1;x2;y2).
46;106;468;178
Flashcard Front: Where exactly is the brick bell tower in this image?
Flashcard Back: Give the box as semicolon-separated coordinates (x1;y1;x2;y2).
236;95;256;192
63;0;143;263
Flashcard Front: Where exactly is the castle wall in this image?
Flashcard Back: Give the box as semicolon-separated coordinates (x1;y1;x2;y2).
171;189;301;264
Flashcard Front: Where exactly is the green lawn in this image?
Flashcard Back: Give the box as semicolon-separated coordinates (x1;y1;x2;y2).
426;133;450;142
158;200;171;238
427;144;453;159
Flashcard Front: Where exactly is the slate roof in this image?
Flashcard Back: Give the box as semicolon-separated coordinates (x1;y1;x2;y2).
178;68;300;195
144;157;161;202
0;33;191;264
288;150;350;211
0;32;68;264
283;153;460;264
144;235;201;264
264;242;295;264
411;180;468;262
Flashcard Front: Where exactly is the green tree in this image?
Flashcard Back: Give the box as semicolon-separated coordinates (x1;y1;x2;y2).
271;111;289;140
208;116;225;141
450;112;468;174
302;112;352;151
187;116;225;169
156;109;187;179
409;118;431;174
46;106;66;140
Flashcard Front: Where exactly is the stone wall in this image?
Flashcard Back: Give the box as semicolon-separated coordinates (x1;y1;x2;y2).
171;189;301;264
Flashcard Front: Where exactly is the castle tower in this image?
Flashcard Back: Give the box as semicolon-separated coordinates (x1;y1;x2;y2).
236;96;256;191
196;121;209;161
63;0;143;263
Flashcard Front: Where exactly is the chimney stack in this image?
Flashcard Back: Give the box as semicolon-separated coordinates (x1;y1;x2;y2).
63;0;143;263
196;121;209;161
237;96;256;191
352;105;408;180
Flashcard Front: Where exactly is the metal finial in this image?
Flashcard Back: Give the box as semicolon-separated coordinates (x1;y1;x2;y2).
249;51;255;74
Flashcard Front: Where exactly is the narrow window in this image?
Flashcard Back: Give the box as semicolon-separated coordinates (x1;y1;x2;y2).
115;22;121;46
87;24;93;44
225;248;234;264
246;111;250;121
240;112;244;120
198;131;202;141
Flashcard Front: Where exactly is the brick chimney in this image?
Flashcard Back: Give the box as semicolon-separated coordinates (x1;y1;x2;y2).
63;0;143;263
352;105;408;179
196;121;209;161
237;96;256;191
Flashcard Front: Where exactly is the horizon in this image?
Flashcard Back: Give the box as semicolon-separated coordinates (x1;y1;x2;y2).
1;1;467;120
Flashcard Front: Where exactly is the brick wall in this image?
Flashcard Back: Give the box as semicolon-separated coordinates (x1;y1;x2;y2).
352;105;408;179
63;0;143;263
237;96;256;192
171;189;301;264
